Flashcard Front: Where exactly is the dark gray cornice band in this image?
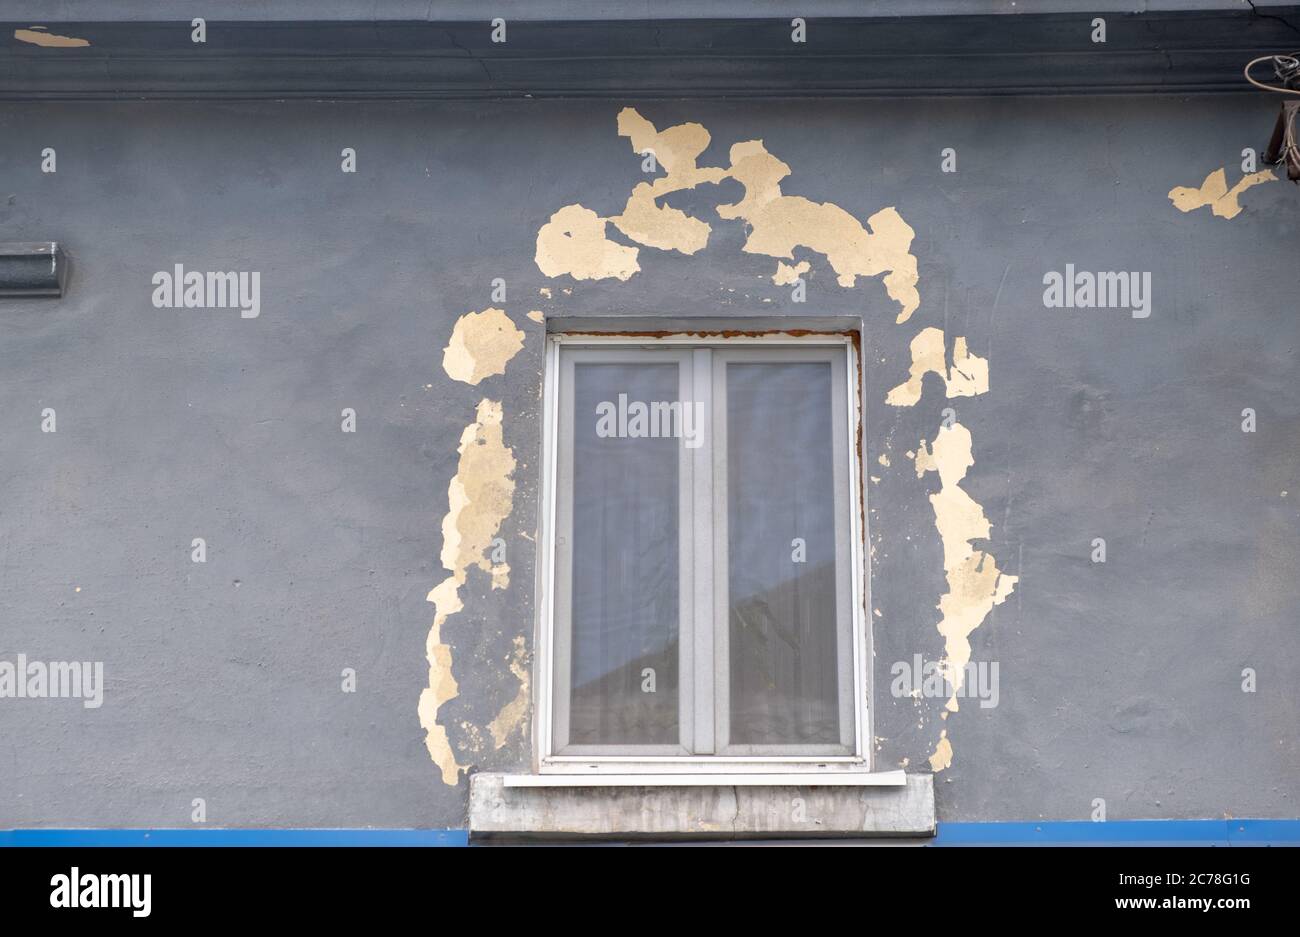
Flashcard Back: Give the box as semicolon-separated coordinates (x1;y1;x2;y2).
2;8;1299;99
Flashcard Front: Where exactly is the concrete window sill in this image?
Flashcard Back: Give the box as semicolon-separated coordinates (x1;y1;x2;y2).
468;772;935;842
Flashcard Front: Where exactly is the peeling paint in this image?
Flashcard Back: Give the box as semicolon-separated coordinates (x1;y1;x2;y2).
885;327;989;407
14;27;90;47
929;730;953;772
419;399;518;785
535;108;919;321
612;186;713;254
717;139;919;321
526;310;545;324
772;260;811;285
488;635;530;749
618;109;729;192
892;316;1010;773
442;308;525;386
610;109;728;254
915;423;1017;735
535;204;640;281
530;105;1007;781
1168;167;1276;220
458;720;487;754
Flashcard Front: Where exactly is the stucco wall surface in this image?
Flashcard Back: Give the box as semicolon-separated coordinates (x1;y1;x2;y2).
0;96;1296;828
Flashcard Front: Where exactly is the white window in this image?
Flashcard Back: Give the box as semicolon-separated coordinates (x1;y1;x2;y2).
536;332;869;778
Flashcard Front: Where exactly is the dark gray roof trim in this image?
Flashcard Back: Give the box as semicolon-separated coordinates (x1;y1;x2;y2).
3;8;1299;99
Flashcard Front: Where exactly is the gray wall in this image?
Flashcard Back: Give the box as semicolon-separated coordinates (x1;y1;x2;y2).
1;96;1296;828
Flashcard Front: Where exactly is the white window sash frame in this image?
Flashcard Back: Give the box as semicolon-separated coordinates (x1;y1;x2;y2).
551;346;696;757
534;331;870;777
710;345;856;757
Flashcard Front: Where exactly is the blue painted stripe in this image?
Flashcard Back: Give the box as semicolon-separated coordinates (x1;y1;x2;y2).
1224;820;1300;845
933;819;1300;846
4;821;1297;847
0;829;469;847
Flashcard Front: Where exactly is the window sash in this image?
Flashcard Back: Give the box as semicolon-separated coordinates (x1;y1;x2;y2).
552;346;696;756
711;347;856;756
547;337;861;763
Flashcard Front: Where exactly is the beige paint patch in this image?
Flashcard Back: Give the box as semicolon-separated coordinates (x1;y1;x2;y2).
886;327;989;407
535;109;920;322
929;730;953;772
916;424;1017;735
526;310;545;324
718;139;920;321
611;184;713;254
1168;167;1277;220
14;27;90;47
616;108;729;193
488;635;530;749
772;260;811;286
442;308;525;386
418;399;518;785
608;110;728;254
535;204;640;281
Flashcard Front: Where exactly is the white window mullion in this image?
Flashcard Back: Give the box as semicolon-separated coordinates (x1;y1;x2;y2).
677;349;697;754
710;352;732;752
691;348;715;754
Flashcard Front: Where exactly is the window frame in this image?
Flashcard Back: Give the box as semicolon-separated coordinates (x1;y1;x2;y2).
534;331;871;778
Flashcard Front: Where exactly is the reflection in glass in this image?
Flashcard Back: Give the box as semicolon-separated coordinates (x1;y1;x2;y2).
727;362;839;745
569;363;680;744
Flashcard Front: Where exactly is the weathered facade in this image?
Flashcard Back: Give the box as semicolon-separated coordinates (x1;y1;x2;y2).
1;2;1297;842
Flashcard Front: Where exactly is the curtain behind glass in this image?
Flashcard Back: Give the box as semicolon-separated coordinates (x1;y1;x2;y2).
569;362;681;745
726;361;839;745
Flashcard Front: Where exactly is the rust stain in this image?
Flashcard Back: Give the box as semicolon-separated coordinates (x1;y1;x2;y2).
556;327;858;341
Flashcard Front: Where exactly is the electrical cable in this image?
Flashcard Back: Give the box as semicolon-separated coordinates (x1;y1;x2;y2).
1246;53;1300;177
1244;53;1300;94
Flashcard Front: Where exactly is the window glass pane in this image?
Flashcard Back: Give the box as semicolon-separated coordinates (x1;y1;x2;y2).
569;362;681;745
726;361;840;745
